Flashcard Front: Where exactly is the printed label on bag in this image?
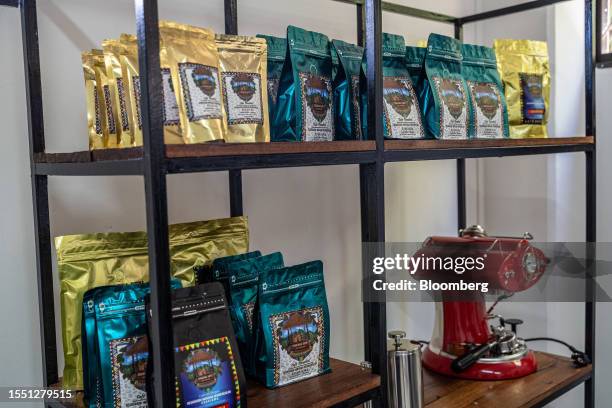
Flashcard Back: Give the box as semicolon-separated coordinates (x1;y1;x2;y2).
132;76;142;130
94;86;102;135
467;81;504;139
175;337;241;408
382;76;423;139
432;76;468;139
268;77;280;105
117;78;130;131
351;75;362;138
270;306;325;386
109;336;148;408
242;302;255;332
161;68;180;126
299;73;334;141
103;85;117;134
519;73;545;124
222;72;263;125
179;63;223;122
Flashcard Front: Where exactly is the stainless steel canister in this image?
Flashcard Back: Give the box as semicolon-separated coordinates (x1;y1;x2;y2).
387;331;424;408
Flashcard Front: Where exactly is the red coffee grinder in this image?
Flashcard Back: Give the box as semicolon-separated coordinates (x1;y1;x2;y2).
413;225;548;380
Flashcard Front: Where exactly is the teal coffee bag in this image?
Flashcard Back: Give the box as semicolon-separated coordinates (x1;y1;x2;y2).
420;33;471;139
273;26;334;142
257;34;287;136
462;43;509;139
227;252;285;377
382;34;424;139
405;46;426;91
331;39;363;140
256;260;331;388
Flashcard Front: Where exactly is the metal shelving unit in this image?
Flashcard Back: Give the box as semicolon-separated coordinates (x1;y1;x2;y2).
1;0;598;406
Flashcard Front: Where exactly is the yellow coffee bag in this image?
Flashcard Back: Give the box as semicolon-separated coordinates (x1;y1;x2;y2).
119;34;144;146
216;34;270;143
91;49;119;148
494;39;550;138
81;52;105;149
102;39;132;147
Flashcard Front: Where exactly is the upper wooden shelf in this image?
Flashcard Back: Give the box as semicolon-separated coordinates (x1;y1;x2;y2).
424;351;592;408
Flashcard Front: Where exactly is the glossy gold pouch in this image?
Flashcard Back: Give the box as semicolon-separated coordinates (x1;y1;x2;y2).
494;39;550;138
102;39;132;147
119;34;143;146
162;21;224;143
56;216;249;389
216;34;269;143
92;50;119;148
82;52;105;149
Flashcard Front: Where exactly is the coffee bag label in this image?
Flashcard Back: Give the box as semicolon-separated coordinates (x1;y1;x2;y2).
179;63;223;122
116;78;129;132
222;72;263;125
299;73;334;141
94;86;102;135
383;76;423;139
132;76;142;130
433;76;468;139
175;337;241;408
270;306;326;386
467;81;504;139
351;75;362;138
103;85;117;134
519;73;545;124
161;68;180;126
109;336;148;408
268;78;280;105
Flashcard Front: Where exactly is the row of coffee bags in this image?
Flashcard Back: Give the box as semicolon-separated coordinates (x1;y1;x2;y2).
82;22;270;149
201;251;331;389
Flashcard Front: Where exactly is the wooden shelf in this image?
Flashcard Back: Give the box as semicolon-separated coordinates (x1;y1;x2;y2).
424;351;592;408
385;136;593;151
49;358;380;408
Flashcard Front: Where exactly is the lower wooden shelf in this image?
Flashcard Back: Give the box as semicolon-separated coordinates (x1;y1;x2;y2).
49;358;380;408
424;351;592;408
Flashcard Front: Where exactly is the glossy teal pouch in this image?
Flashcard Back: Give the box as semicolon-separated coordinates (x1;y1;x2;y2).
272;26;334;142
256;34;287;138
382;34;424;139
256;260;330;388
331;40;363;140
227;252;285;377
405;46;426;92
204;251;262;299
420;33;471;139
461;43;509;139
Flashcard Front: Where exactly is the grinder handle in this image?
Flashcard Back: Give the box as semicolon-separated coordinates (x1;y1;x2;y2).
451;343;494;373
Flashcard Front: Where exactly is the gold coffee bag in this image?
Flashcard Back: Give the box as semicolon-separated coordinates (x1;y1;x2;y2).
56;216;249;389
216;34;270;143
82;52;105;149
119;34;144;146
494;39;550;138
102;39;132;147
91;50;119;148
162;21;225;143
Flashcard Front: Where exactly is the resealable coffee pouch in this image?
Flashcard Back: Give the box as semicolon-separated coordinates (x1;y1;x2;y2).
82;51;105;150
102;39;131;147
256;260;331;388
382;34;424;139
331;39;363;140
256;35;287;114
462;43;509;139
273;26;334;141
92;50;119;148
421;33;471;139
494;39;550;138
119;34;143;146
200;250;262;297
405;46;426;92
216;34;270;143
226;252;285;376
57;216;249;389
163;21;224;144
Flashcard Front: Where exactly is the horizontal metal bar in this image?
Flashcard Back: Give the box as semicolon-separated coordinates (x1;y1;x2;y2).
384;143;594;162
332;0;456;23
596;53;612;68
33;159;144;176
330;386;381;408
0;0;19;7
459;0;572;24
531;370;592;408
166;151;378;173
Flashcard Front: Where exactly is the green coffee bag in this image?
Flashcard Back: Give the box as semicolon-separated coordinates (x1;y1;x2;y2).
420;33;471;139
272;26;334;141
462;43;509;139
331;39;363;140
256;34;287;139
382;33;424;139
405;46;426;92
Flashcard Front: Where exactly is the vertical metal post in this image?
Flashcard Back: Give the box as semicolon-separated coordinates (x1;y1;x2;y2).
134;1;174;407
21;0;58;386
584;1;596;407
356;2;364;47
360;0;386;406
454;21;467;232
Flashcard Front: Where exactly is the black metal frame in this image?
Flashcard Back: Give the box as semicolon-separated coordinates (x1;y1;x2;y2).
1;0;596;406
